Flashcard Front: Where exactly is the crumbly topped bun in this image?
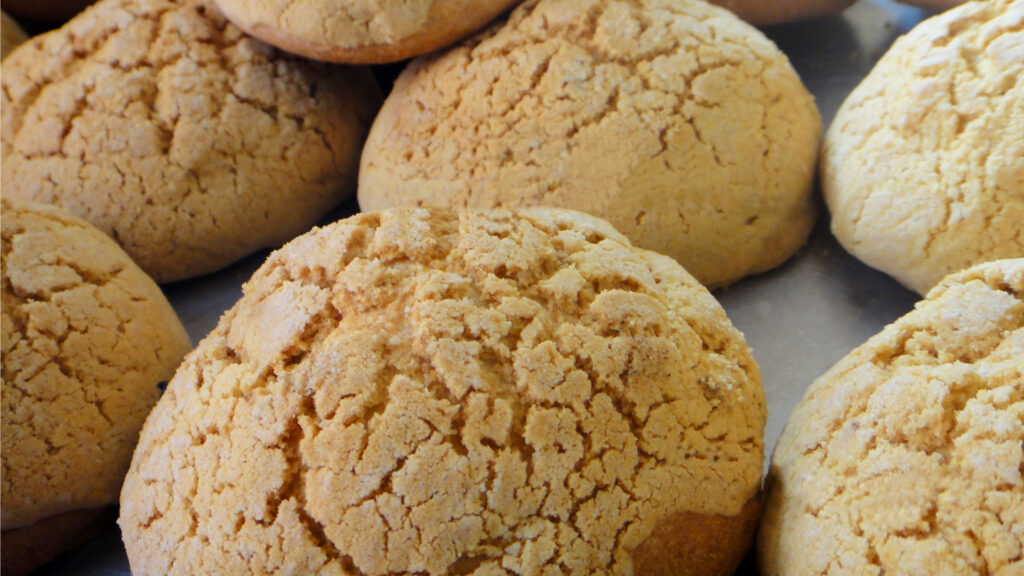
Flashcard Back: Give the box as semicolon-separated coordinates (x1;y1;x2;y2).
1;0;381;283
1;198;191;573
120;207;766;576
822;0;1024;294
358;0;821;289
760;258;1024;575
213;0;523;63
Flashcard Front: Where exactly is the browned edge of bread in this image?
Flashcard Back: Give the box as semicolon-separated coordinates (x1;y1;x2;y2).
632;496;762;576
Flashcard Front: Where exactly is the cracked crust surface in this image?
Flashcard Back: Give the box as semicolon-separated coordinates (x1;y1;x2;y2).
759;258;1024;576
708;0;855;25
822;0;1024;295
1;0;381;283
358;0;821;289
1;11;28;60
1;199;191;561
119;207;766;576
214;0;523;63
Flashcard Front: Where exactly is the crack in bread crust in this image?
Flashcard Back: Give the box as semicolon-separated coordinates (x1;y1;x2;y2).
119;208;766;576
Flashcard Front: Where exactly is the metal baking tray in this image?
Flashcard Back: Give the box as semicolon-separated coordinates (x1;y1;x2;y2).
31;1;930;573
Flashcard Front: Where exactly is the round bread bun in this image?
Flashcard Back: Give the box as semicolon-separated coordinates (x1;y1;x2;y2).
120;207;766;576
759;258;1024;575
1;0;381;283
358;0;822;289
213;0;523;63
822;0;1024;295
1;10;29;59
1;198;192;575
709;0;855;25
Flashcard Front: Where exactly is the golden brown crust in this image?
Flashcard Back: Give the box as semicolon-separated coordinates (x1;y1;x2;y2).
759;258;1024;575
1;198;192;530
709;0;855;25
822;0;1024;294
0;507;115;576
120;207;766;575
1;0;381;283
632;497;761;576
359;0;821;288
219;0;523;63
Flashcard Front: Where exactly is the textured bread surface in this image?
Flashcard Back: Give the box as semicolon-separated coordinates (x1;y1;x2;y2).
1;198;191;532
1;0;381;283
120;207;766;575
359;0;821;289
215;0;522;63
822;0;1024;294
759;258;1024;576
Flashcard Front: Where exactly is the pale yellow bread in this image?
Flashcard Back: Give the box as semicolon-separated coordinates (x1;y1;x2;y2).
760;258;1024;575
359;0;822;289
214;0;523;63
1;0;381;283
822;0;1024;294
2;198;192;574
120;207;767;575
